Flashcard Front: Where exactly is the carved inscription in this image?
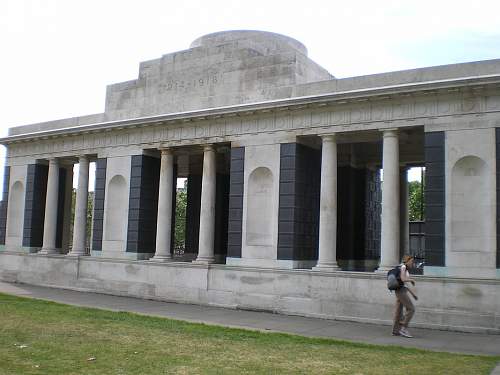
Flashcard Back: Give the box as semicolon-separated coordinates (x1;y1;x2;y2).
158;74;220;94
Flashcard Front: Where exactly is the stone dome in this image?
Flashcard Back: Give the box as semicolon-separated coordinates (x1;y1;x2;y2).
190;30;308;56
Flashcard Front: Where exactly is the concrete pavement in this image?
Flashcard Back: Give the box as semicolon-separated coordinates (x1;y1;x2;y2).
1;281;499;360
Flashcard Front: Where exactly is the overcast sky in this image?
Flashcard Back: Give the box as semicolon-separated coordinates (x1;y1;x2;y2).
1;0;500;186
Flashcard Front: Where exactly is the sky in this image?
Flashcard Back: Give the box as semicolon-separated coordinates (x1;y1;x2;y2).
1;0;500;188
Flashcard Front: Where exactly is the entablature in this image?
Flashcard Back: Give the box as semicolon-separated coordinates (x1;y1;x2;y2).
3;74;500;161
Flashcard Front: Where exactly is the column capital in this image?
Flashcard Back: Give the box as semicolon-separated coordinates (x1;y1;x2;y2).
381;128;399;137
159;147;173;156
77;155;90;163
203;144;215;152
47;157;59;165
320;134;337;143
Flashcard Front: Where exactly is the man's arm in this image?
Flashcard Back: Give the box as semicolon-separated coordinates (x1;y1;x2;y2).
400;266;415;285
406;287;418;301
400;265;418;300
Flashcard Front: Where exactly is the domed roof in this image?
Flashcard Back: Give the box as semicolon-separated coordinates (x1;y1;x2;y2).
190;30;308;56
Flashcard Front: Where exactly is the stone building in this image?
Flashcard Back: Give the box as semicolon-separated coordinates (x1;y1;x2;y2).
0;31;498;333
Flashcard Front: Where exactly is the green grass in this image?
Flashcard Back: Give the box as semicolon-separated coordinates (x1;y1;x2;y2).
0;293;497;375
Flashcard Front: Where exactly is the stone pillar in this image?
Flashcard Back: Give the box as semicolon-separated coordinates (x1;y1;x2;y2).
68;156;90;256
314;134;340;271
378;129;400;271
151;149;174;261
400;166;409;258
40;158;60;254
194;145;216;264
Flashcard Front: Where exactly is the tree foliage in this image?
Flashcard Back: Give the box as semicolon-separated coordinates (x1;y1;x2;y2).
174;189;187;251
408;180;424;221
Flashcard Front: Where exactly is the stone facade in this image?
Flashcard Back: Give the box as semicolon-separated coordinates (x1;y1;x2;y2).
0;30;499;333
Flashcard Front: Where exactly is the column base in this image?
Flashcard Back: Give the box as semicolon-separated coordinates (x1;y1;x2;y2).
150;255;173;262
66;251;87;257
192;256;215;264
38;248;59;255
375;266;394;273
312;262;341;272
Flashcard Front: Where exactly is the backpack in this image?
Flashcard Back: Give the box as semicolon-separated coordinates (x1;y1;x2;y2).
387;266;402;291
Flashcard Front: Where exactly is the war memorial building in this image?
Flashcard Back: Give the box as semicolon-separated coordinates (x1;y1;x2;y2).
0;31;498;333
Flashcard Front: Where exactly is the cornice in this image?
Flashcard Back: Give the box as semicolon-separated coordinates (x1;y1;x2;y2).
2;74;500;145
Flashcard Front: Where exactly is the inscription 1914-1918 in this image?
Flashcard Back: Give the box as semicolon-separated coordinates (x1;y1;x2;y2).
159;74;220;94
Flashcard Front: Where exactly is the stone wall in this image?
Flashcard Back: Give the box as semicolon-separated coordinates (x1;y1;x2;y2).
104;31;332;120
0;252;498;334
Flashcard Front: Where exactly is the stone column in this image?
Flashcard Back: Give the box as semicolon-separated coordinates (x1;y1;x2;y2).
68;156;90;256
377;129;400;271
151;149;174;261
40;158;60;254
400;166;409;258
314;134;340;271
194;145;216;264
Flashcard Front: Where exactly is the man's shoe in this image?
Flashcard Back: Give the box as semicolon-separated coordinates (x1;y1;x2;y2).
392;331;400;336
399;328;413;338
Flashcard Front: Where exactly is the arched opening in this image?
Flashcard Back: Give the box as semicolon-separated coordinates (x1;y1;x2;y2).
246;167;273;246
7;181;24;239
104;175;128;242
451;155;487;252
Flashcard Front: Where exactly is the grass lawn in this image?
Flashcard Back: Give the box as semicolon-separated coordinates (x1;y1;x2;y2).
0;293;498;375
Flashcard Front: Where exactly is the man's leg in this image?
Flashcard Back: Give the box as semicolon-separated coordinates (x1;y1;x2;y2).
392;292;403;334
399;289;415;328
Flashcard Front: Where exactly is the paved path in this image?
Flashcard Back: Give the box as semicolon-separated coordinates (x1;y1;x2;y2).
1;281;499;366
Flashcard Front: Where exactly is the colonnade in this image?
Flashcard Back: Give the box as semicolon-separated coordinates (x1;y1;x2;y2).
314;129;403;272
34;130;405;271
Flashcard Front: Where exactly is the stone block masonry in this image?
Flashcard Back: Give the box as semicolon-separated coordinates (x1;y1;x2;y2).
1;30;499;333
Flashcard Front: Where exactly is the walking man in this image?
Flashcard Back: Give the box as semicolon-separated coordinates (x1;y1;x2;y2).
392;255;417;338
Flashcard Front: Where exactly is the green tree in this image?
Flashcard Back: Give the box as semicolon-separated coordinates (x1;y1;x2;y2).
174;189;187;251
408;180;424;221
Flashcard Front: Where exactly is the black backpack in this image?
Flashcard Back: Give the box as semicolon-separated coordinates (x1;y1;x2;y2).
387;266;403;291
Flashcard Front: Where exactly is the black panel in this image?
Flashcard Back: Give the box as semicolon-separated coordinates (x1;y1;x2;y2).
184;174;202;256
227;147;244;257
126;155;160;253
23;164;48;247
55;168;67;249
425;132;445;267
496;129;500;268
277;143;321;261
364;168;381;261
337;166;367;263
0;166;10;245
92;158;107;251
215;172;230;259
